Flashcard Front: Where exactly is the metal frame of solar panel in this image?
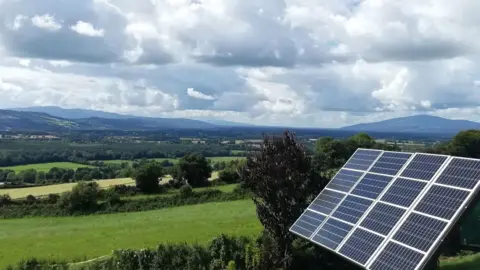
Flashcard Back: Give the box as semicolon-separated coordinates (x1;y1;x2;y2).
289;148;480;270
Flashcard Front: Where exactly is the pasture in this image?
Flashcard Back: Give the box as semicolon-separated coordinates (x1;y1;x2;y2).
0;162;93;173
102;156;245;165
0;200;260;268
0;171;220;199
0;178;134;199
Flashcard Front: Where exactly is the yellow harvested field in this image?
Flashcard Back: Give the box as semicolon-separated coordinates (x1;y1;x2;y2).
0;178;134;199
0;171;220;199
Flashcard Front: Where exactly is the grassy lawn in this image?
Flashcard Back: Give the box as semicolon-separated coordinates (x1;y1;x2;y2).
0;200;261;268
102;156;245;165
0;178;135;199
0;162;94;173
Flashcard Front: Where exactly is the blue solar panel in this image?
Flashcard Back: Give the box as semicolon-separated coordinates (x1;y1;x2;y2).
308;189;346;215
369;242;424;270
360;203;406;236
312;218;353;250
400;154;448;181
331;195;373;224
414;185;469;220
380;178;427;207
339;228;384;265
290;149;480;270
350;173;394;199
435;158;480;189
325;169;365;193
392;213;447;252
344;149;382;171
369;152;412;176
290;210;327;239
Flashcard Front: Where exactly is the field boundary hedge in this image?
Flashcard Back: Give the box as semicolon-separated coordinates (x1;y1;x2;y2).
0;188;251;219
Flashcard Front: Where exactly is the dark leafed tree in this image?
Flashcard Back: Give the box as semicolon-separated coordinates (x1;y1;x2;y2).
134;161;165;193
171;153;212;187
241;130;328;269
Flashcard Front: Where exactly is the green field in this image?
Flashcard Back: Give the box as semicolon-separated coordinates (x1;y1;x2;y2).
0;171;220;199
0;162;94;173
102;156;245;165
0;200;261;268
0;178;135;199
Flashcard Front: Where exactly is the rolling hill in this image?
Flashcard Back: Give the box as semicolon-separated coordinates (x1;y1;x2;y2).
341;115;480;134
0;109;216;131
11;106;252;127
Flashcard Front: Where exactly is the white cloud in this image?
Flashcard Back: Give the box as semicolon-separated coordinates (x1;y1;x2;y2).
7;14;27;30
0;0;479;127
31;14;62;31
70;21;105;37
187;88;215;100
18;58;30;67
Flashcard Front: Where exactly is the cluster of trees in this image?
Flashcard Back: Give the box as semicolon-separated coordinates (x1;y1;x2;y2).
0;165;132;186
0;141;233;167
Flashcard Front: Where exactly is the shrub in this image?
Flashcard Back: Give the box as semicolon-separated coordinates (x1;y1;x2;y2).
47;194;60;204
0;194;12;206
25;195;36;204
179;184;193;198
103;188;121;206
58;182;99;213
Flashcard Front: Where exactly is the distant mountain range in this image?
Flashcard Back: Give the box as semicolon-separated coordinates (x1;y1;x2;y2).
9;106;253;130
340;115;480;134
3;106;480;134
3;107;216;131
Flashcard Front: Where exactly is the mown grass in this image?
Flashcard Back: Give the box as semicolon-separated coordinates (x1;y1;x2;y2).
0;200;261;268
0;171;220;199
102;156;245;165
0;162;94;173
0;178;135;199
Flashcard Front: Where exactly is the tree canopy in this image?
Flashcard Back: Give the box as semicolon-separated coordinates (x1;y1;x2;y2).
241;131;328;268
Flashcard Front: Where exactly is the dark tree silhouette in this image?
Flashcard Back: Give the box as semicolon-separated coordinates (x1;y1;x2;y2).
241;130;328;269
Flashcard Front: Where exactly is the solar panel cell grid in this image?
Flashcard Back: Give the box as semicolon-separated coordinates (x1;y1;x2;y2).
380;178;427;208
400;154;448;181
312;218;353;250
369;242;424;270
369;152;412;176
360;203;406;236
392;213;447;252
331;195;374;224
435;158;480;189
325;169;365;193
350;173;394;199
343;149;382;171
414;185;470;220
339;228;384;265
290;210;327;239
308;189;346;215
289;148;480;270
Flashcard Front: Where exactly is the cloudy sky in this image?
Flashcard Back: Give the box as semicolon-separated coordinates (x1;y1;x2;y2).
0;0;479;128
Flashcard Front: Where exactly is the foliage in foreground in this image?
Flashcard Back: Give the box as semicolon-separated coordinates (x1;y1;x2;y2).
7;233;356;270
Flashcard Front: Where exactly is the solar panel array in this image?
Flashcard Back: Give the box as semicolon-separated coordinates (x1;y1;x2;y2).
290;148;480;270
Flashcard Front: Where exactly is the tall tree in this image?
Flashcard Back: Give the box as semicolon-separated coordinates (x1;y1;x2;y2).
241;131;328;269
134;161;165;193
171;153;212;187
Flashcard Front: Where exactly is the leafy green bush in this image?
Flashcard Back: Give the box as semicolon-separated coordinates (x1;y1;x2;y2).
58;182;100;213
179;184;193;198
